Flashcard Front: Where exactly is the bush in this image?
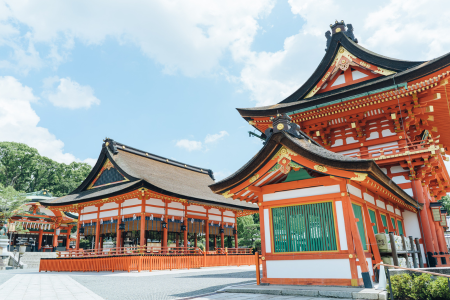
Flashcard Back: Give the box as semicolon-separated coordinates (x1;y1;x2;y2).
389;273;450;300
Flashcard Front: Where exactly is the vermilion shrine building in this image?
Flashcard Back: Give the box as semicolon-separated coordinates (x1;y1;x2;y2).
210;21;450;287
39;138;257;252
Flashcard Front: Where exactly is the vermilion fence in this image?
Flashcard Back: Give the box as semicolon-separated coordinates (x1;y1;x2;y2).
39;253;255;273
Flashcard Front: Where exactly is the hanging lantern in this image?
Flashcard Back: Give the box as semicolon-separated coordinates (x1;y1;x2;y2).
181;217;183;223
56;228;61;235
119;223;125;230
430;202;442;222
181;225;186;231
440;209;448;227
161;215;164;221
133;214;136;220
171;216;174;222
191;218;194;224
79;227;85;234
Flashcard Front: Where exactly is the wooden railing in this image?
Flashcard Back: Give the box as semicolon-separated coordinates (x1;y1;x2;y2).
40;251;255;273
341;137;440;160
57;246;204;258
57;246;252;258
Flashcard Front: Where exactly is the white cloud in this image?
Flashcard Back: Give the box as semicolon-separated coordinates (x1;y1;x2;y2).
42;76;100;109
176;130;229;151
205;131;229;144
175;139;203;152
0;76;95;165
0;0;274;76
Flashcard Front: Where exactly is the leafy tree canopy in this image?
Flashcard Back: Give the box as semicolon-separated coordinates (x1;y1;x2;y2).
439;194;450;212
0;184;28;226
0;142;91;197
237;214;260;248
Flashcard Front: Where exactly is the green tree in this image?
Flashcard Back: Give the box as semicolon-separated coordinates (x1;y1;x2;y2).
439;194;450;212
237;215;260;248
0;142;92;197
0;184;28;227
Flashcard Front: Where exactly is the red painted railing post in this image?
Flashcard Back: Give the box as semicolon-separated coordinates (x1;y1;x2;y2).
255;252;260;285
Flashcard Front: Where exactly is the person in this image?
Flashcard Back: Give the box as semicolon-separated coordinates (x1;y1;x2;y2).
187;240;191;247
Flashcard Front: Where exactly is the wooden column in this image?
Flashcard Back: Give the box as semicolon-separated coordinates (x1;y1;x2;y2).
194;233;197;247
362;203;382;267
205;209;209;251
76;209;81;250
214;235;217;250
38;229;43;251
116;202;122;252
220;210;224;248
411;180;436;261
140;211;146;249
95;204;102;250
234;215;238;248
66;229;71;250
52;230;58;251
176;233;179;247
184;205;188;249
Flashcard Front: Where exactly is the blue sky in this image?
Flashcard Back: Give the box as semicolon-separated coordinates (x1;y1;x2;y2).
1;0;450;181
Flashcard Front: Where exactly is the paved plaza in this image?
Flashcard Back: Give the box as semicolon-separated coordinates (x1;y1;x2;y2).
0;266;257;300
190;293;353;300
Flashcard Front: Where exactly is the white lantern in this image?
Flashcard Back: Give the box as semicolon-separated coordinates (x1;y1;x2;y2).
133;214;136;220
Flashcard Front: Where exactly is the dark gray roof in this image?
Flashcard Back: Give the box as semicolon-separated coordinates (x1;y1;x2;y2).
42;139;257;211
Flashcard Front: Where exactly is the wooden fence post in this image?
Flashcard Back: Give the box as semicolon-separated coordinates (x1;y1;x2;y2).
255;252;260;285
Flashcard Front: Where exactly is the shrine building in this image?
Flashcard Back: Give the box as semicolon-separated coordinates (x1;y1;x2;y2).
39;138;257;252
210;21;450;287
9;190;76;252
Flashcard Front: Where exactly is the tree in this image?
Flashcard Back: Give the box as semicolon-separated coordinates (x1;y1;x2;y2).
439;195;450;212
0;185;28;227
237;215;260;248
0;142;92;197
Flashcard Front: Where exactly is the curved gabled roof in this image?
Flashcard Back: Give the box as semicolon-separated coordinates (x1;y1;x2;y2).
235;32;450;118
41;139;257;211
210;131;421;210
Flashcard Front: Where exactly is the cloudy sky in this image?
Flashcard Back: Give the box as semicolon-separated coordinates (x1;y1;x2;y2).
1;0;450;180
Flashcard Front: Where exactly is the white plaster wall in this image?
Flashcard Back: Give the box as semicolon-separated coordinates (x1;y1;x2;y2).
41;208;56;216
363;193;375;205
266;259;352;279
264;209;271;253
391;166;406;174
366;132;379;140
263;185;340;202
168;202;184;209
188;205;206;212
337;149;359;155
368;142;397;150
167;209;184;217
223;217;235;223
376;200;386;209
224;211;235;217
101;202;119;210
82;213;97;220
392;176;409;184
357;257;374;277
395;209;402;216
387;205;394;213
331;139;343;147
346;137;357;144
403;211;426;262
335;201;348;251
100;210;118;218
347;185;362;198
123;206;141;215
82;206;97;213
209;215;221;222
209;208;221;215
146;198;164;206
188;212;206;217
123;198;141;207
382;129;396;137
145;206;165;214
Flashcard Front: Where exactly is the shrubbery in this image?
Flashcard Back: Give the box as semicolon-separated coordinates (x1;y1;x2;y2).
389;273;450;300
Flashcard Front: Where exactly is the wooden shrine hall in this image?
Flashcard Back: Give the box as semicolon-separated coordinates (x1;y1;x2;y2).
210;21;450;287
39;138;258;255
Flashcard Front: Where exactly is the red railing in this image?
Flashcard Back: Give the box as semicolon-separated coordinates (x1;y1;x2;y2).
57;246;253;258
341;137;439;160
40;251;255;273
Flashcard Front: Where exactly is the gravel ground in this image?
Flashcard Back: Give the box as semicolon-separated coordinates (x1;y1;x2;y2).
69;267;256;300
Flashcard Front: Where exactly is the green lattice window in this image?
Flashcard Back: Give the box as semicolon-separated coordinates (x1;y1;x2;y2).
368;209;378;234
397;220;404;236
380;214;388;233
391;217;396;232
272;202;337;253
352;203;367;251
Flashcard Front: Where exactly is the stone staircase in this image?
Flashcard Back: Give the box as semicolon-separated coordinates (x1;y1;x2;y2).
19;252;57;269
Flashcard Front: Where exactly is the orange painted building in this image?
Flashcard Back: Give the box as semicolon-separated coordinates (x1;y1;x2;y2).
210;21;450;287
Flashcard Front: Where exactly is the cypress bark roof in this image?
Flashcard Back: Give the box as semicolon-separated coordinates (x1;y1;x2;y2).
236;32;449;118
210;130;421;210
41;139;257;211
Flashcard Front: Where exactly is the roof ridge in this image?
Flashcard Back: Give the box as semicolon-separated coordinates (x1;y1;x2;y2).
104;138;215;180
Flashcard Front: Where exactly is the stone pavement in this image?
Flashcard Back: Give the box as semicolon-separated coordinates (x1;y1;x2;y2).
0;274;103;300
189;292;353;300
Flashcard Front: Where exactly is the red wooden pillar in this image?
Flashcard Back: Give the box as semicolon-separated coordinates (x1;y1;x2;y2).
205;221;209;251
52;231;58;251
140;213;146;248
116;201;123;253
76;210;81;250
411;180;436;262
176;233;179;247
38;229;43;251
95;221;100;251
163;221;168;248
66;231;71;250
234;215;238;248
220;229;225;248
214;235;217;250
